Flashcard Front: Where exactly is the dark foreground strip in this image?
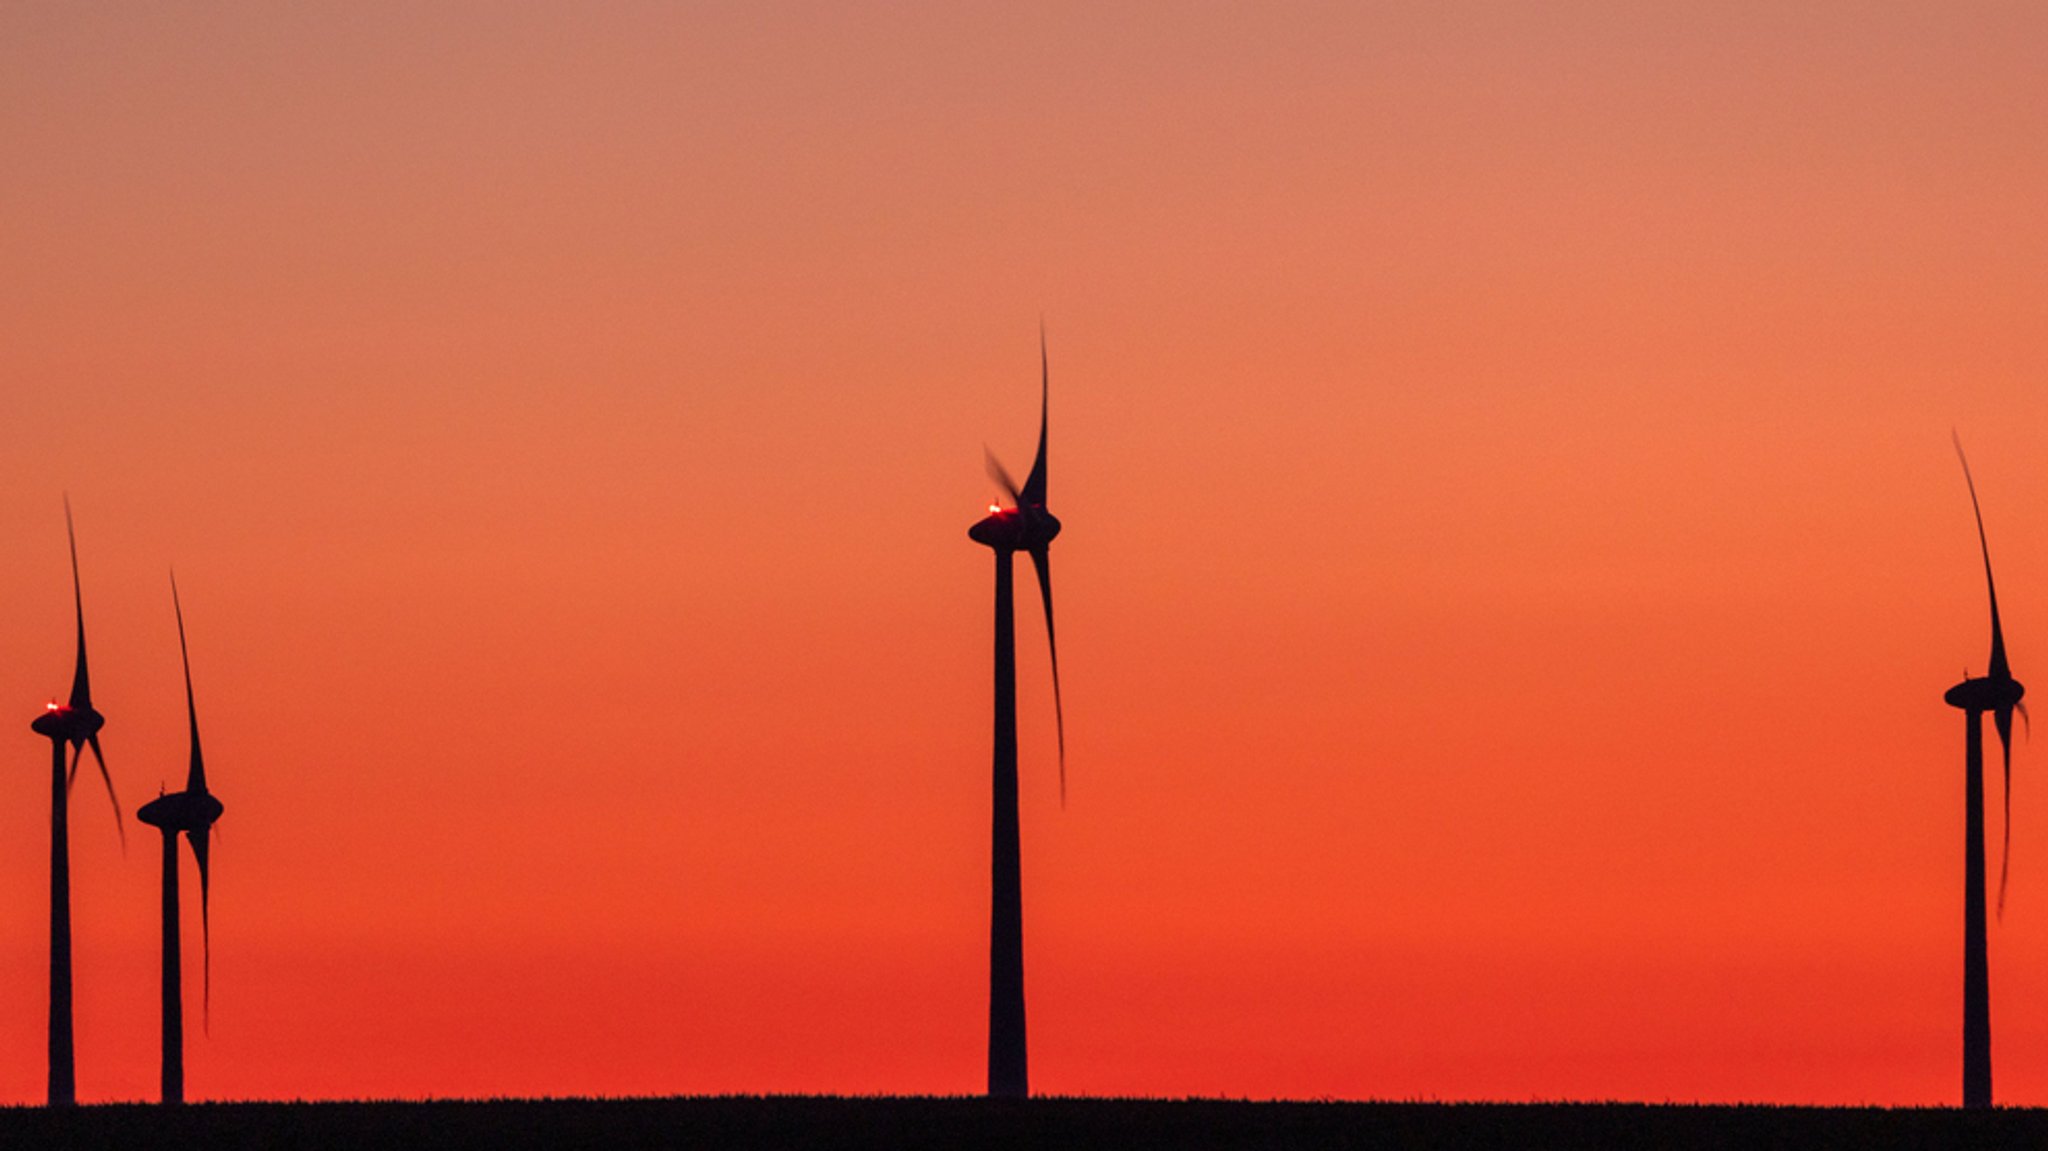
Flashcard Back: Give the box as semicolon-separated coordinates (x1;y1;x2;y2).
4;1096;2047;1151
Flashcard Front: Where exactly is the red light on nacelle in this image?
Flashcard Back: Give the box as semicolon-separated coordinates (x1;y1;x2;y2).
45;701;59;711
989;503;1002;514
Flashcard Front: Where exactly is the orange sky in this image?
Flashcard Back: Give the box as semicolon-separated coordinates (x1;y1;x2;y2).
4;0;2048;1105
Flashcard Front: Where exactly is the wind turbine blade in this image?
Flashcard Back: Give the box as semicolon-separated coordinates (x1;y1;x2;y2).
87;734;125;853
1999;707;2016;919
1029;546;1067;806
64;496;92;709
172;573;207;795
985;449;1023;506
1954;434;2011;683
189;827;212;1033
66;742;82;791
1021;325;1048;507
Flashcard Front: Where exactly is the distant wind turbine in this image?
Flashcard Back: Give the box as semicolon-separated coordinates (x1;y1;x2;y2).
27;499;125;1107
966;328;1067;1099
136;575;225;1105
1943;435;2026;1110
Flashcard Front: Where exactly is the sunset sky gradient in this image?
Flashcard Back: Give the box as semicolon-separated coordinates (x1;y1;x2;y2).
5;1;2048;1105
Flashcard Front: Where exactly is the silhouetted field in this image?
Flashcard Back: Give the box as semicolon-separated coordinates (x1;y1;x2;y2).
5;1095;2048;1150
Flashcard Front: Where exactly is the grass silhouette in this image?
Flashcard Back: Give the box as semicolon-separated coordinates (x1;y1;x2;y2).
5;1096;2048;1150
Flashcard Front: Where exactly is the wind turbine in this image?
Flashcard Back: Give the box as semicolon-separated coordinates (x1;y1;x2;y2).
136;575;225;1105
1943;435;2026;1109
26;499;125;1107
966;328;1067;1099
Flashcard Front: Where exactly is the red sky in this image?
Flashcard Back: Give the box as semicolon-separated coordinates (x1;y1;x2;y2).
4;0;2048;1105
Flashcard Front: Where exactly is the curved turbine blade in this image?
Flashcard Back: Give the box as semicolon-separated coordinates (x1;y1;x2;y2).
64;496;92;709
1021;325;1049;507
985;449;1022;507
1029;546;1067;806
1998;706;2016;919
66;741;82;791
188;826;212;1032
172;573;207;795
87;734;125;853
1954;434;2011;683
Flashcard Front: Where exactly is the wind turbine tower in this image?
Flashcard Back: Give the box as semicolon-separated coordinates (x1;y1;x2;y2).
967;329;1067;1098
27;500;125;1106
1943;436;2026;1110
136;576;225;1105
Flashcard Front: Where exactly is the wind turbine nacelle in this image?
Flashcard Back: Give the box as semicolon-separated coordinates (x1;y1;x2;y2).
1946;676;2025;712
31;703;103;742
970;506;1061;551
137;790;223;833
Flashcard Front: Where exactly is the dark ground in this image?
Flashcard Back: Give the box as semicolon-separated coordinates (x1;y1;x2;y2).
4;1095;2048;1150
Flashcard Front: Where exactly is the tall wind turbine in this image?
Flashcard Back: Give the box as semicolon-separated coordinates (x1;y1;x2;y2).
27;499;125;1107
137;575;225;1105
966;329;1067;1099
1943;436;2026;1109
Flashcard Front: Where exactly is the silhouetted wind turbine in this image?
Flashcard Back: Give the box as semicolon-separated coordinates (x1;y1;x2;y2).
967;328;1067;1099
137;575;225;1105
27;499;125;1107
1943;435;2026;1110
